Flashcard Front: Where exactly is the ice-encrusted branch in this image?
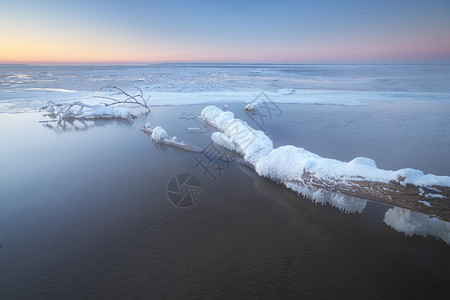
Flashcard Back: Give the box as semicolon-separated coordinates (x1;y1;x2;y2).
96;86;151;111
201;105;450;222
40;86;152;121
140;123;203;152
40;101;134;121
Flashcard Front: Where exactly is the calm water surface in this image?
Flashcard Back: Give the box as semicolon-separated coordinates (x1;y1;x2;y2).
0;103;449;298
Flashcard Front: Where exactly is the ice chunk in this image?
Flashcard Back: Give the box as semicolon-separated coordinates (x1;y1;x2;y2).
245;102;258;111
187;127;202;133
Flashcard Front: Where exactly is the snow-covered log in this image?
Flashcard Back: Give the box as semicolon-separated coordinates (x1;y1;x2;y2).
201;105;450;221
140;123;203;152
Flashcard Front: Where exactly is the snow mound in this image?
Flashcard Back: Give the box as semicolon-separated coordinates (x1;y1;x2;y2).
395;168;450;187
202;105;272;166
384;207;450;244
349;157;377;168
255;145;394;184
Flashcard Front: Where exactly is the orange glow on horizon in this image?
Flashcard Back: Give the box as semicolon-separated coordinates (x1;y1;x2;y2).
1;37;450;65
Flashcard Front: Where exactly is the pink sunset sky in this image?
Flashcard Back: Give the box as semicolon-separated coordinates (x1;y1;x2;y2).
1;0;450;64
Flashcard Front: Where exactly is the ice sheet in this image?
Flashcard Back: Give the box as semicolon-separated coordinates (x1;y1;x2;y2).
2;64;450;113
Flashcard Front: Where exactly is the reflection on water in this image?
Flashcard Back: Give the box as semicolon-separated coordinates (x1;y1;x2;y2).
40;117;133;133
239;161;450;245
384;207;450;244
285;182;367;214
239;162;369;214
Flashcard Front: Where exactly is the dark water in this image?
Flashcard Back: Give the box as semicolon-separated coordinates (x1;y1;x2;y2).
0;103;449;299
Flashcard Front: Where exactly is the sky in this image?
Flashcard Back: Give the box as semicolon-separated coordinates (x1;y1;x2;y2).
1;0;450;64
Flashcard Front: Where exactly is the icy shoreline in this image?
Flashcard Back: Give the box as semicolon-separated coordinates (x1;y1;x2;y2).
4;89;450;114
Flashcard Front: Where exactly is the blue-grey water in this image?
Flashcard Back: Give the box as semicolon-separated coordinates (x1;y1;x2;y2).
1;65;450;298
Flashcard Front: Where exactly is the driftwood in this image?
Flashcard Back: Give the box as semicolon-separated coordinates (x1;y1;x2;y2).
140;125;203;152
291;172;450;221
96;86;151;112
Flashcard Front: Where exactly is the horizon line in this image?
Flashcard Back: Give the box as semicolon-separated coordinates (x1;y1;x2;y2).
2;60;450;67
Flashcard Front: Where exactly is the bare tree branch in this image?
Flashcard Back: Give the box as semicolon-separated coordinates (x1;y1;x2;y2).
96;86;151;111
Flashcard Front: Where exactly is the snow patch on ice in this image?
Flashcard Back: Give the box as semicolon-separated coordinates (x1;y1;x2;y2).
26;88;77;93
384;207;450;244
277;88;296;95
187;127;202;133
